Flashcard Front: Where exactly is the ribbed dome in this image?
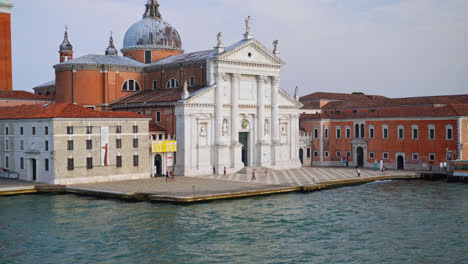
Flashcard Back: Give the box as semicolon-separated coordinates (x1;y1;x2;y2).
122;0;183;53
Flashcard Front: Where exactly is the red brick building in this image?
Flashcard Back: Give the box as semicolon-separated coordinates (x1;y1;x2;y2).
0;0;13;91
300;93;468;170
35;0;207;112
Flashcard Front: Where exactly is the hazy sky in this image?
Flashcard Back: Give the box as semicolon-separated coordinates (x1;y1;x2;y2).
10;0;468;97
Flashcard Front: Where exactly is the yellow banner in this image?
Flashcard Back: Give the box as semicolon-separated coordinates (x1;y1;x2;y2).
152;141;177;153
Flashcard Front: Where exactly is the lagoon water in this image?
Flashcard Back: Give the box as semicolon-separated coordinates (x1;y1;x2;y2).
1;181;466;264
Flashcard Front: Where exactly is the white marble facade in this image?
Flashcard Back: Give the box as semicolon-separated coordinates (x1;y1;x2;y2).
175;31;302;176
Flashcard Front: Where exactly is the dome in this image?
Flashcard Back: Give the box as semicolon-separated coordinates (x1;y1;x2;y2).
122;0;183;53
59;30;73;53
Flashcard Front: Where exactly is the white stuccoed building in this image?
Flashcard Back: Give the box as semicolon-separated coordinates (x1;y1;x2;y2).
175;19;303;176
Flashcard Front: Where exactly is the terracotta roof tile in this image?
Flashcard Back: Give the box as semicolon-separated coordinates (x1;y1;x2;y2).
149;123;167;132
300;92;387;101
0;90;51;100
0;103;149;120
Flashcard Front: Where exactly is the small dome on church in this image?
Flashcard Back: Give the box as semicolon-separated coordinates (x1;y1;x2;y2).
59;29;73;52
105;33;118;56
122;0;182;53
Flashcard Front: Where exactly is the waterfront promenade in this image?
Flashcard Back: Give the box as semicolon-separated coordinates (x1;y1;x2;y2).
0;167;421;203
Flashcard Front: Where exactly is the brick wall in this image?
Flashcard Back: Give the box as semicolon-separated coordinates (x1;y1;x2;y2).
0;13;12;91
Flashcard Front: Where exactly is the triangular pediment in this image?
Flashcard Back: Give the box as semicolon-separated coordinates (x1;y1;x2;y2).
279;89;303;108
217;39;285;66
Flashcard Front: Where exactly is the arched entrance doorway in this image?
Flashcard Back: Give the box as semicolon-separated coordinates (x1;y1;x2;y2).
154;154;162;175
239;132;249;166
397;155;405;170
299;149;304;165
357;147;364;167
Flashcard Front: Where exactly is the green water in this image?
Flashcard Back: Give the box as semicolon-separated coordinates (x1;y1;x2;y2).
0;181;466;264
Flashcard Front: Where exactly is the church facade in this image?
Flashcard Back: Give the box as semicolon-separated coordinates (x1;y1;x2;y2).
174;31;303;176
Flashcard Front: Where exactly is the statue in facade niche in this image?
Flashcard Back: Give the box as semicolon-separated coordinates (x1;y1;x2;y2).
222;120;228;136
200;124;206;136
281;124;287;135
264;120;270;136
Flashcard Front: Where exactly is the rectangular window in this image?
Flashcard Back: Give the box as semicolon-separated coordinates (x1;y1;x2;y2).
314;128;319;139
133;126;138;133
86;126;93;134
412;153;419;160
325;151;329;157
429;127;435;140
383;152;389;159
67;158;74;171
314;151;318;157
20;127;23;135
369;128;375;139
20;157;24;170
145;50;152;64
45;127;49;135
116;156;122;168
5;156;9;168
45;159;49;171
20;140;24;151
86;140;92;150
32;127;36;135
190;76;195;87
346;128;351;139
336;151;341;158
116;139;122;149
86;157;93;169
133;138;139;148
336;128;341;139
412;128;418;140
153;80;157;90
67;126;73;135
447;128;453;140
133;155;139;167
325;128;329;139
156;112;161;123
45;141;49;151
369;152;375;159
67;140;74;151
383;127;388;139
116;126;122;134
5;127;8;135
398;128;404;139
5;140;8;150
347;151;351;158
307;148;311;158
429;153;436;161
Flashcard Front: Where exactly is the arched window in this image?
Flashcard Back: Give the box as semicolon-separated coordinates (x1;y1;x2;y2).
122;80;141;92
166;78;179;88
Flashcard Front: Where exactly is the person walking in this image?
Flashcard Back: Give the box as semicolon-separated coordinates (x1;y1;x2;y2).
252;169;256;181
265;168;269;177
345;157;349;168
224;167;227;175
171;171;175;181
356;166;361;177
165;171;169;181
213;167;216;175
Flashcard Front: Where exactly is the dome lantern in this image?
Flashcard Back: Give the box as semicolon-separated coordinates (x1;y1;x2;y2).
143;0;162;19
59;27;73;63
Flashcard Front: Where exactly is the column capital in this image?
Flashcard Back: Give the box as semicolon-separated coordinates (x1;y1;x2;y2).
257;75;269;83
231;73;241;80
272;76;280;85
215;72;229;82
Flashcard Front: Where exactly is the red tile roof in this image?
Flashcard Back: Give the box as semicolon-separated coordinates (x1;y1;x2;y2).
149;123;167;132
301;104;468;120
111;87;204;107
0;90;51;100
0;103;149;120
323;94;468;109
300;92;387;101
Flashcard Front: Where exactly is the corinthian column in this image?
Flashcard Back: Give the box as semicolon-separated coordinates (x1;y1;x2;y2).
215;72;225;145
271;76;280;142
257;75;267;142
231;73;240;143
